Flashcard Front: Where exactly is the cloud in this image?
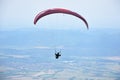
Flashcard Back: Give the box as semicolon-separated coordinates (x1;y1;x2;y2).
34;46;51;49
0;66;15;72
7;75;33;80
7;55;30;59
0;53;30;59
101;56;120;61
34;45;65;49
105;56;120;61
33;69;55;77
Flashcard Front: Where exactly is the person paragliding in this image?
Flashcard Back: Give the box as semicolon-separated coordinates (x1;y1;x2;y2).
55;50;61;59
33;8;89;59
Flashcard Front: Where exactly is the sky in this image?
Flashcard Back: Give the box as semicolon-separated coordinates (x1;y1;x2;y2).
0;0;120;30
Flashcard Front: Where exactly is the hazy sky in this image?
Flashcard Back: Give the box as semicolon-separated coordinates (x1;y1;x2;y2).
0;0;120;30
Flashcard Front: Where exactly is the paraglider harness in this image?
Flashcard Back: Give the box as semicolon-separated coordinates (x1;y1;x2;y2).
55;50;61;59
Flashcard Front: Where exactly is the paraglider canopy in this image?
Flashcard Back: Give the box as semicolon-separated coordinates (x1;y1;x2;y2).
34;8;89;29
